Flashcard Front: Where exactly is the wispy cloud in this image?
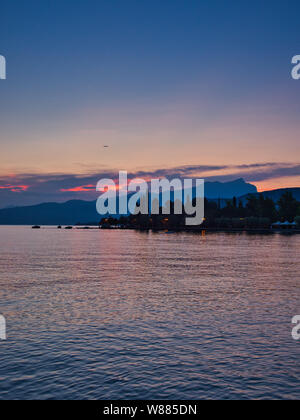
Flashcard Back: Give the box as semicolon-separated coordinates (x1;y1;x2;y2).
60;184;95;192
0;185;29;192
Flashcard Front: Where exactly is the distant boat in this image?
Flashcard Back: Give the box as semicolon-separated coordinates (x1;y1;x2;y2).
32;225;41;229
57;226;62;229
65;226;73;230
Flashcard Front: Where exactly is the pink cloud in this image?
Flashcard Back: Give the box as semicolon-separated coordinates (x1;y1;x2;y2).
0;185;29;192
60;184;95;192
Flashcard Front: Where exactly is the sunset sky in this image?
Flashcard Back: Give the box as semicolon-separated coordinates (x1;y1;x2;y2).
0;0;299;207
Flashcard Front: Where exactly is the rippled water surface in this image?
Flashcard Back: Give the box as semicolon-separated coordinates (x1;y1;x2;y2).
0;227;299;400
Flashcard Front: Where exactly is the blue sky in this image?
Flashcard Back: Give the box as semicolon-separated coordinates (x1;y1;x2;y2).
0;0;300;206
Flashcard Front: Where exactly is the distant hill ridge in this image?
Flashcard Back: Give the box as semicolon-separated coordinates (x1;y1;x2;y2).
0;181;298;225
238;187;300;204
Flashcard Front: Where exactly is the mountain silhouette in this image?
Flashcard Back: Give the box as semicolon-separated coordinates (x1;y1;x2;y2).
204;178;257;198
0;200;98;225
0;179;262;225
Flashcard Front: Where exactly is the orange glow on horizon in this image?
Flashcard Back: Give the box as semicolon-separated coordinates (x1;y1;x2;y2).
253;175;300;192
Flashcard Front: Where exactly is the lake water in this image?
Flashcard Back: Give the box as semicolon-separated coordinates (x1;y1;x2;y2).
0;226;299;400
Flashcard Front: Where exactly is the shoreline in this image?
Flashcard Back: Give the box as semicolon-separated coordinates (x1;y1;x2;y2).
133;227;300;234
1;225;300;234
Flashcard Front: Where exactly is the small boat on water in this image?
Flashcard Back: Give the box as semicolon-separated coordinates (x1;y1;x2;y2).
57;226;62;229
65;226;73;230
32;225;41;229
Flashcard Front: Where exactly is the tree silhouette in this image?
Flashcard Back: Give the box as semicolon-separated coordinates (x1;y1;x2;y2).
278;192;298;222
